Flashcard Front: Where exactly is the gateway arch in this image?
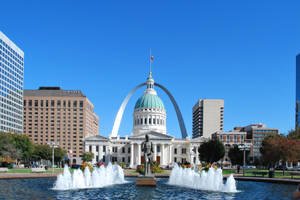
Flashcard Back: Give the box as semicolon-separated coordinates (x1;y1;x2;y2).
110;82;188;139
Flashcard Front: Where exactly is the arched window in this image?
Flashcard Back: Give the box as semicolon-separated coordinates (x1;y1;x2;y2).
149;118;151;124
145;118;147;124
140;118;143;125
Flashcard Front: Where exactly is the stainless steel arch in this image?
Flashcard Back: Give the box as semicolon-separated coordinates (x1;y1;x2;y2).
111;83;146;137
110;82;188;139
154;83;188;138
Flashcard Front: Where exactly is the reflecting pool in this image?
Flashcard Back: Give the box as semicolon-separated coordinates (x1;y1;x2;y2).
0;177;296;200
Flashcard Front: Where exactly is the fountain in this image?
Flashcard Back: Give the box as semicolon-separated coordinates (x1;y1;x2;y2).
168;164;238;193
53;163;126;190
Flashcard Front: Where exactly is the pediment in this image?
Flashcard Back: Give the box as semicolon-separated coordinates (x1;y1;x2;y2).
129;131;173;140
84;135;108;141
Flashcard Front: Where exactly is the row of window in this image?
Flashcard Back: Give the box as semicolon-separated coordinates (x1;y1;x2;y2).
134;117;165;126
0;39;24;62
24;100;84;108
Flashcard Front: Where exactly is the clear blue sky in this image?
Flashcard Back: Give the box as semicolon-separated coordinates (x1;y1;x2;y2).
1;1;300;137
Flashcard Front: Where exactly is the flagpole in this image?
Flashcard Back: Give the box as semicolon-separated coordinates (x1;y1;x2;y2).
150;48;152;76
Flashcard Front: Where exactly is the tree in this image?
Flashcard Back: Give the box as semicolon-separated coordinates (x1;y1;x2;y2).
32;144;51;161
54;148;67;163
260;135;280;167
82;152;94;162
12;134;34;162
228;145;249;166
198;138;225;163
288;128;300;139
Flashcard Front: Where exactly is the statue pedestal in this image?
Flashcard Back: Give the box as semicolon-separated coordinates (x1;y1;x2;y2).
136;176;157;187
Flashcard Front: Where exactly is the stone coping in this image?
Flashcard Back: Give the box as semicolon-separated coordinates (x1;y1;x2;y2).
0;173;299;185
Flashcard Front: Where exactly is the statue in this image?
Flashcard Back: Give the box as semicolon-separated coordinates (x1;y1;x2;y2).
136;134;156;186
141;134;153;176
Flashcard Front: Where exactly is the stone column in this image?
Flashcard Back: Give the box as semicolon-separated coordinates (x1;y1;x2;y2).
99;145;103;163
92;145;96;163
138;143;141;165
196;146;199;164
161;144;164;166
130;143;134;167
153;143;157;162
169;145;172;165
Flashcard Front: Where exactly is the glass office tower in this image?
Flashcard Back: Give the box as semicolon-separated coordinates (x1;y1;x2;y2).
0;31;24;133
296;54;300;129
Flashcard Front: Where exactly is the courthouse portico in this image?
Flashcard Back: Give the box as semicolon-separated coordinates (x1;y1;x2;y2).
84;73;205;168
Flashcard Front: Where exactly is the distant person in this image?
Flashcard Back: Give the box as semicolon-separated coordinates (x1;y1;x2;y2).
294;184;300;199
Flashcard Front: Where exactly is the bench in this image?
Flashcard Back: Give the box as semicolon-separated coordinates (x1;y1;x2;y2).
31;168;46;172
252;171;268;177
290;172;300;179
0;168;8;172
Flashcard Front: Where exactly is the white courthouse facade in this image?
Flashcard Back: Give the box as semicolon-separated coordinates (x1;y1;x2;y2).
85;74;205;168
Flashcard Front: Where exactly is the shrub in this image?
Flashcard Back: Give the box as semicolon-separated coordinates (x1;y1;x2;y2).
118;162;126;169
81;162;93;171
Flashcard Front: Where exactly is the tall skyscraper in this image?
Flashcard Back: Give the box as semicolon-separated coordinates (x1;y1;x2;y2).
296;54;300;129
0;31;24;133
23;87;99;163
192;99;224;138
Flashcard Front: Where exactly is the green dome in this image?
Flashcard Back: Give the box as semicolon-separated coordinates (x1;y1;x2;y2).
135;93;165;110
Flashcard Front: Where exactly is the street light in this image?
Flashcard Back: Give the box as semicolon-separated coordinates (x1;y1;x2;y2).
238;143;251;176
47;142;59;174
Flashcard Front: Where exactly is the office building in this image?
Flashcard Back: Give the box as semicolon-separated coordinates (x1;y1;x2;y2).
212;130;251;167
192;99;224;138
23;87;99;163
296;54;300;129
0;31;24;133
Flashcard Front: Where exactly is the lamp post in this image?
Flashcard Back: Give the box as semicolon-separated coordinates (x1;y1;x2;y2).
47;142;59;174
238;143;251;176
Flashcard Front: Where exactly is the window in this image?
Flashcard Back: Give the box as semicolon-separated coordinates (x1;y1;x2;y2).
182;148;186;154
174;157;177;163
51;100;54;107
157;145;160;152
96;156;99;162
103;146;106;152
68;100;71;107
40;100;43;107
24;100;26;106
89;145;92;152
80;101;83;107
46;100;48;107
122;147;125;153
103;155;106;162
128;147;131;153
73;101;77;107
174;148;177;154
122;157;125;162
144;118;147;124
96;146;99;152
57;100;61;107
29;100;32;106
112;147;118;153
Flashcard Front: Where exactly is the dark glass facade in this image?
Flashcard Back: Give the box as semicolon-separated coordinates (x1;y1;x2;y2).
296;54;300;128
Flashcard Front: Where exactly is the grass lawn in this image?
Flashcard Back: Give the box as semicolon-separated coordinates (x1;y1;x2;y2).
223;168;300;179
0;168;64;174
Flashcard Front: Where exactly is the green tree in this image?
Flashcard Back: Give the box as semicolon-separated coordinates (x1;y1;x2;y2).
32;144;51;161
54;148;66;163
228;145;250;166
82;152;94;162
0;132;20;161
12;134;34;162
198;138;225;163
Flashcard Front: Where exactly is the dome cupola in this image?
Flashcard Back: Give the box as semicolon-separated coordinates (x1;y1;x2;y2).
132;73;167;135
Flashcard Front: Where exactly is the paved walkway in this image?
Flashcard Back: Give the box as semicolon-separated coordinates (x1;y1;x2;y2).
0;173;57;179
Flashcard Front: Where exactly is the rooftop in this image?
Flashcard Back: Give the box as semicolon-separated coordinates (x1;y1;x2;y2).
24;87;86;97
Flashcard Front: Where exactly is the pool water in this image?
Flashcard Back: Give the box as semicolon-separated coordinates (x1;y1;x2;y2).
0;178;296;200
